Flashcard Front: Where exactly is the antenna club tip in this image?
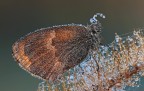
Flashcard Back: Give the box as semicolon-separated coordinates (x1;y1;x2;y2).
90;13;106;24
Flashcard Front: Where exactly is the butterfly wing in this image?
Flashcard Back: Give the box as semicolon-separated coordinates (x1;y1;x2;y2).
12;25;92;81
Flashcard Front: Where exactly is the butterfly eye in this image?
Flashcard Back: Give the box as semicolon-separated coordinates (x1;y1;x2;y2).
92;30;96;34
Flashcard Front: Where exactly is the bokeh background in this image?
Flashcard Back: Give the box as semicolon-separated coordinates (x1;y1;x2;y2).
1;0;144;91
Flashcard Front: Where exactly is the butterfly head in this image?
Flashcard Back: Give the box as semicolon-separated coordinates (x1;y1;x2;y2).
89;13;105;35
88;13;105;48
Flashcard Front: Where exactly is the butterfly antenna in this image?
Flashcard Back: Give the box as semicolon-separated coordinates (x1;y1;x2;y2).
90;13;106;24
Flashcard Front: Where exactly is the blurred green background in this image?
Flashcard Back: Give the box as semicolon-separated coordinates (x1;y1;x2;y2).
1;0;144;91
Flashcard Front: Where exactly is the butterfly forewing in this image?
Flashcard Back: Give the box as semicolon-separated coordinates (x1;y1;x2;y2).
12;25;93;81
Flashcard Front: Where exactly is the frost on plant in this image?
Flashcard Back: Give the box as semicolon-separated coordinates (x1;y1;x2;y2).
37;30;144;91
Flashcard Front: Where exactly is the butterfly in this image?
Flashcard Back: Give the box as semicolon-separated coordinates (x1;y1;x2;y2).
12;13;105;81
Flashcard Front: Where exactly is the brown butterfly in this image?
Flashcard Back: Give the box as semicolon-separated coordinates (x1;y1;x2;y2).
12;13;105;81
